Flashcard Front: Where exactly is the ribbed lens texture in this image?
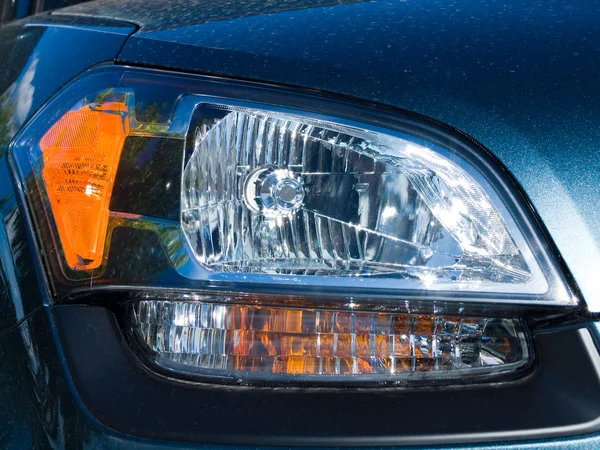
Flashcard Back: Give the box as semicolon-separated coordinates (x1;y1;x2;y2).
182;107;530;284
131;300;529;379
40;103;129;269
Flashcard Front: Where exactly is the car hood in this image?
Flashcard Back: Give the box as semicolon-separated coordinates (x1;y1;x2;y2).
57;0;600;308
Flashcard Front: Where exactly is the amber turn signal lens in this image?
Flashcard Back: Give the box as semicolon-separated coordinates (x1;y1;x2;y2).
130;299;530;381
40;104;129;270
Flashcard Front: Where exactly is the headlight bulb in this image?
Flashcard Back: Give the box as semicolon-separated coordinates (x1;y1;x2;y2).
243;167;305;216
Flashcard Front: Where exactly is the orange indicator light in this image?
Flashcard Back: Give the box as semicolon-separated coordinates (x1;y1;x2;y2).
40;104;129;270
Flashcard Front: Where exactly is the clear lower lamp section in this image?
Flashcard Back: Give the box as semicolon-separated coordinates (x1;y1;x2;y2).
129;300;530;382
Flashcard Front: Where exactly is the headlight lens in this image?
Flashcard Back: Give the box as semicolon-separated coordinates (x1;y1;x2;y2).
10;67;578;385
183;105;532;288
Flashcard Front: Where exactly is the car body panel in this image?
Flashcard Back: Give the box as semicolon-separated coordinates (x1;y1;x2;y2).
58;0;600;309
2;2;600;449
0;17;135;142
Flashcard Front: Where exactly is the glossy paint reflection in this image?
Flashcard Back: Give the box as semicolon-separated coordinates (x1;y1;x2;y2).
0;150;45;332
0;19;134;143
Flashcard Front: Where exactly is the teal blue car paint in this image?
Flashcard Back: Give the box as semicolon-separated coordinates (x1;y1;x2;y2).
2;1;600;448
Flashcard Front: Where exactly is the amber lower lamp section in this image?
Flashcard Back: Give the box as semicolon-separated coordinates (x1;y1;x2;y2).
129;299;530;381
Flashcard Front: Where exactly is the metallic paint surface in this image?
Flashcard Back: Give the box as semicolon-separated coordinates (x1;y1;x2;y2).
1;2;600;449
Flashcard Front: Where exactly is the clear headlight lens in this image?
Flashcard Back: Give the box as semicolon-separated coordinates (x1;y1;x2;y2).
182;106;532;288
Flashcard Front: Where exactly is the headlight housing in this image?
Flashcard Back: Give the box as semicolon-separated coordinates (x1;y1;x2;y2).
182;104;535;289
10;66;578;384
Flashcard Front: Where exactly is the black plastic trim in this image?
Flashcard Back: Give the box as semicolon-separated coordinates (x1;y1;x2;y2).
54;304;600;447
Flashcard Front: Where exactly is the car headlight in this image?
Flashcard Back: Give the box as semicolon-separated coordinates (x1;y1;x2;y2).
182;104;533;288
10;66;578;384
